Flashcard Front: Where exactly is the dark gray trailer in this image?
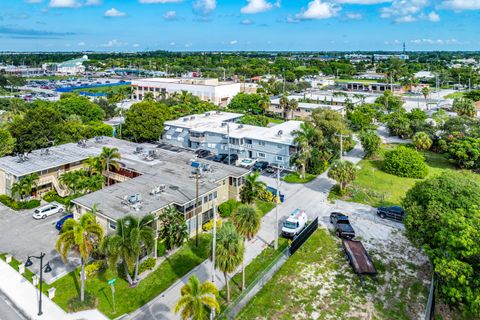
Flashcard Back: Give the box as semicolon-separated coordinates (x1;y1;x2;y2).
342;239;377;276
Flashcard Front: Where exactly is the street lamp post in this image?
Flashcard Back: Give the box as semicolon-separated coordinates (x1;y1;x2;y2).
25;253;52;316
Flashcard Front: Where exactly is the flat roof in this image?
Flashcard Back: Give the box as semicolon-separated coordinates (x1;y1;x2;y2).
131;77;236;87
165;111;302;145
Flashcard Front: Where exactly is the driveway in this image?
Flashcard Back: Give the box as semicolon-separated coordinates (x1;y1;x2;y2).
0;204;79;284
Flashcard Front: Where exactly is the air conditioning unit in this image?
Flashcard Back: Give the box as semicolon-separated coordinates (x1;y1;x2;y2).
238;124;244;129
124;193;142;204
221;122;227;127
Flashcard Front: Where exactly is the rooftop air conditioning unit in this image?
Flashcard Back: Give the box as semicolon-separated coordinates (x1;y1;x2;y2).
238;124;244;129
183;118;189;122
125;193;142;204
221;122;227;127
205;112;210;116
190;116;195;120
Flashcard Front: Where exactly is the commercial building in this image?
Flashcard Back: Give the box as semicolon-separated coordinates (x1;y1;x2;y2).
0;65;45;77
340;81;403;93
162;111;301;169
42;55;88;75
269;97;345;119
131;78;241;107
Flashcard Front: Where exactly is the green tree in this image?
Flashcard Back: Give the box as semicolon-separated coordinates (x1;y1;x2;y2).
55;95;105;122
359;130;381;158
228;93;268;115
327;160;357;194
174;275;220;320
421;86;430;110
11;173;39;200
124;101;172;142
240;171;266;204
99;147;121;186
375;90;404;112
383;146;428;178
0;128;15;156
215;222;244;303
158;206;188;250
452;98;476;117
446;137;480;170
292;122;316;179
412;132;432;151
56;212;103;302
403;172;480;314
231;204;261;291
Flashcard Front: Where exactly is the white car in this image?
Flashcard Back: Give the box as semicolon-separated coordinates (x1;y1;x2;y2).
32;203;65;220
239;158;257;168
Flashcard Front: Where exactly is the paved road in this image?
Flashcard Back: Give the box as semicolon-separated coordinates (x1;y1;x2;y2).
128;137;365;320
0;292;25;320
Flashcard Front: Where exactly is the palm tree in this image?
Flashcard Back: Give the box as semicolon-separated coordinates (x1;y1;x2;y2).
279;95;289;118
421;86;431;110
412;132;433;151
240;171;266;204
174;275;220;320
215;222;244;303
292;123;316;179
99;147;121;186
102;214;155;286
11;173;39;200
288;98;299;120
231;205;261;291
327;160;357;195
56;212;103;302
84;156;102;176
158;206;188;250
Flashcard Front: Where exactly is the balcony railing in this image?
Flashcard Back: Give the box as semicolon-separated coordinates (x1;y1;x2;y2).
189;135;206;142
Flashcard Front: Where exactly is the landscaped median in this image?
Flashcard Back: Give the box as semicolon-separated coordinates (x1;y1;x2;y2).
282;172;317;184
50;234;212;319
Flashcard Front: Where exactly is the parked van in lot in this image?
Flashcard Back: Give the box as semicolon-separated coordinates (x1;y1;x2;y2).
282;209;308;238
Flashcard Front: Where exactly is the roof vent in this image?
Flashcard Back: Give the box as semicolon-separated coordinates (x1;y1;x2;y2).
183;117;189;122
238;124;244;129
123;193;142;205
216;110;221;114
205;112;210;117
77;139;87;148
277;130;283;136
150;184;166;195
190;116;195;120
221;122;227;127
94;136;103;143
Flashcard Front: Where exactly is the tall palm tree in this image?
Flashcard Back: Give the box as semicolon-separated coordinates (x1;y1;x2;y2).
99;147;121;186
102;214;155;286
240;171;267;204
215;222;244;303
231;205;261;291
84;156;102;176
56;212;103;302
279;95;289;118
292;123;316;179
11;173;39;200
421;86;431;110
174;275;220;320
288;98;299;120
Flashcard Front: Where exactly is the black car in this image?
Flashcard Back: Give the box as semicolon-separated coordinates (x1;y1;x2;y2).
330;212;356;239
265;165;276;174
377;206;405;221
212;154;228;162
195;149;211;158
253;161;269;171
222;154;239;165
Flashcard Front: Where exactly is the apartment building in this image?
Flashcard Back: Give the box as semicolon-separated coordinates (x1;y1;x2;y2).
269;97;345;120
131;78;241;107
340;81;403;93
162;111;301;169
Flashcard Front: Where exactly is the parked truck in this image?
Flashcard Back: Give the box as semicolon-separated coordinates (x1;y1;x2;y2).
342;239;377;277
282;209;308;238
330;212;356;240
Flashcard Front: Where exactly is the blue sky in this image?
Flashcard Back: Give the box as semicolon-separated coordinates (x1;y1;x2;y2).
1;0;479;51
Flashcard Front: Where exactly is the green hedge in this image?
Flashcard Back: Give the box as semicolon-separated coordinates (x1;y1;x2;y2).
218;199;240;218
157;240;166;257
383;146;428;179
43;191;79;206
0;195;40;210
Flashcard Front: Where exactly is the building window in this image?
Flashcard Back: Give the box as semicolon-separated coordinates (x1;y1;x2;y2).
277;156;283;161
207;143;216;148
258;141;266;146
109;221;117;230
258;152;266;158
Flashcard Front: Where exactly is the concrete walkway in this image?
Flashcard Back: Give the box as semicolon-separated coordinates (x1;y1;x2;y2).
0;258;108;320
128;138;365;320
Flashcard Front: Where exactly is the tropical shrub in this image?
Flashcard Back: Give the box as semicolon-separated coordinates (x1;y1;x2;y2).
218;199;240;218
138;258;156;275
412;132;432;151
203;218;222;232
0;195;40;210
359;130;381;158
84;260;105;278
383;146;428;178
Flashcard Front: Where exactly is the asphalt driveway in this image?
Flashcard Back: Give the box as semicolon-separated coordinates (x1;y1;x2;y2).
0;204;79;284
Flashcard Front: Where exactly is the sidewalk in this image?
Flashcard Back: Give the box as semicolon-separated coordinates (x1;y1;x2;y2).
0;259;107;320
128;137;365;320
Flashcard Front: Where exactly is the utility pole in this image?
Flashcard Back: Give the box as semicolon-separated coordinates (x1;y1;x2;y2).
282;68;286;94
195;167;200;247
211;197;216;283
335;133;348;160
274;167;280;250
227;123;231;165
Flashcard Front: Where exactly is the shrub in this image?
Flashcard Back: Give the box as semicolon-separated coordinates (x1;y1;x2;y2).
67;292;97;312
203;218;222;231
157;240;166;257
43;190;79;206
23;200;41;209
84;260;105;278
138;257;156;275
218;199;240;218
0;195;40;210
383;146;428;178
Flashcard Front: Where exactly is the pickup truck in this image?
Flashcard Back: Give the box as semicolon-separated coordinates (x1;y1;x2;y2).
330;212;355;240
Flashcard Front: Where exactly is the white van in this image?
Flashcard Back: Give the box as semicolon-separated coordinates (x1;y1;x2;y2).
281;209;308;238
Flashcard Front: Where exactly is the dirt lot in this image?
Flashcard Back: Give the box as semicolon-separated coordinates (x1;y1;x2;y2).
237;202;431;320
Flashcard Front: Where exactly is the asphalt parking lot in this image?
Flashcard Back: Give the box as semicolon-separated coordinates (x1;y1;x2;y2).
0;204;79;284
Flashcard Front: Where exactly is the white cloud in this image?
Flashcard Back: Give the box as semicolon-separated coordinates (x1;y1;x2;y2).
185;43;192;48
411;38;460;45
395;14;415;22
426;11;440;22
104;8;126;17
193;0;216;15
26;0;44;3
77;41;85;46
334;0;391;3
240;0;277;14
169;42;176;46
240;18;254;25
380;0;430;22
101;39;128;47
295;0;341;20
49;0;100;7
139;0;182;3
345;12;362;19
163;10;178;20
132;43;140;48
230;40;238;45
441;0;480;10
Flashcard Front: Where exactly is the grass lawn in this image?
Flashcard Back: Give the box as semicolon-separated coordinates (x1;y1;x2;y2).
328;145;479;207
444;91;465;99
73;84;130;95
266;117;285;125
282;172;317;184
254;200;276;217
218;238;288;312
51;234;212;318
237;228;429;320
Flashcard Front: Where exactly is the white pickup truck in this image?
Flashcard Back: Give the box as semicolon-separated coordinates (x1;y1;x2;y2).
281;209;308;238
